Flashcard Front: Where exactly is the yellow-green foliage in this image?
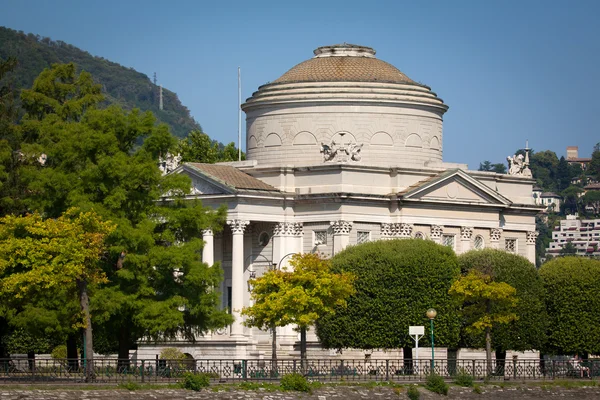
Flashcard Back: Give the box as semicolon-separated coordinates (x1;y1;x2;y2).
540;257;600;354
242;253;355;331
449;270;518;334
160;347;187;368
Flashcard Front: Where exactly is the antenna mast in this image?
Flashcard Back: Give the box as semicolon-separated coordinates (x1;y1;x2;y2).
238;67;242;162
159;85;163;111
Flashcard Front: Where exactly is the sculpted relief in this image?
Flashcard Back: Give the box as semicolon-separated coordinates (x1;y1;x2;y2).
320;132;363;163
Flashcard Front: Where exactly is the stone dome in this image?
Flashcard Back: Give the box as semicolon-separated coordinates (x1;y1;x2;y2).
274;44;418;85
242;44;449;169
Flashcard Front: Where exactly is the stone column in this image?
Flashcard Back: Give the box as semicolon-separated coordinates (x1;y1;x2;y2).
526;231;538;264
202;229;214;266
227;219;249;338
460;226;473;254
331;220;353;254
430;225;444;244
272;222;303;270
490;228;502;250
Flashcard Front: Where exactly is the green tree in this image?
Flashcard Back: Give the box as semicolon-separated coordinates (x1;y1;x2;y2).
561;185;583;215
449;270;518;373
19;63;232;364
556;156;570;192
177;130;220;163
589;146;600;182
478;161;506;174
457;249;547;364
559;242;577;257
316;239;461;359
0;209;114;380
530;150;559;191
581;191;600;216
244;253;355;365
539;257;600;355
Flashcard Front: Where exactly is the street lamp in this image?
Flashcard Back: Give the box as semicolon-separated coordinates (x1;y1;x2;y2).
426;308;437;372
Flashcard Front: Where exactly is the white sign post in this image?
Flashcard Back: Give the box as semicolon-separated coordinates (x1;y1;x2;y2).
409;326;425;370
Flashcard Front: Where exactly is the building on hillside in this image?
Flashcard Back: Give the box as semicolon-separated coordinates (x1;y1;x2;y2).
546;215;600;257
566;146;592;170
532;186;562;212
140;44;543;361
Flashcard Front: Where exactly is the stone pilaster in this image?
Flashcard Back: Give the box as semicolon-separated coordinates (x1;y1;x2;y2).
331;220;352;254
227;219;249;338
272;222;303;270
460;226;473;254
490;228;503;250
430;225;444;244
526;231;538;264
202;229;214;267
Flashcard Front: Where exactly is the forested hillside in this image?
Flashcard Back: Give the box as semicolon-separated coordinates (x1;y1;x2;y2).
0;26;200;138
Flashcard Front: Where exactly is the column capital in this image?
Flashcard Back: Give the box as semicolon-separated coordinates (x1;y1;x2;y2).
430;225;444;239
202;228;214;236
227;219;249;234
273;222;303;236
490;228;503;242
461;226;474;240
331;220;353;235
526;231;538;245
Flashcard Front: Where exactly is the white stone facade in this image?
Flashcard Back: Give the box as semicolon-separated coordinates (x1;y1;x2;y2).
143;44;543;361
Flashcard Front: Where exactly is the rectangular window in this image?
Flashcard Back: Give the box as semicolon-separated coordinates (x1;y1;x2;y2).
505;238;517;254
357;231;370;244
442;234;455;249
314;230;327;245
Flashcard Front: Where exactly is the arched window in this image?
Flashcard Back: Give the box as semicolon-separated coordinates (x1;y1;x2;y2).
414;232;425;239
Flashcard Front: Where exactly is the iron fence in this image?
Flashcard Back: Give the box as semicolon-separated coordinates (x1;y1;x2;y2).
0;358;598;384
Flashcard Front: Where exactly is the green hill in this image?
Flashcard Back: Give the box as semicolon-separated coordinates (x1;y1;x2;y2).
0;26;201;139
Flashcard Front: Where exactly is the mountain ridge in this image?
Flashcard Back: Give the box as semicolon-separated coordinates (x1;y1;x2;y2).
0;26;201;139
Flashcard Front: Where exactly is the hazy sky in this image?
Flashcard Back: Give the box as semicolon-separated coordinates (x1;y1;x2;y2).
2;0;598;169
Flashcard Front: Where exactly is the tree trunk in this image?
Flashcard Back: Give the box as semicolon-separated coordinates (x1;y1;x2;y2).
300;327;307;372
118;325;130;371
495;348;506;376
485;327;492;376
77;278;94;382
66;333;79;371
271;325;277;377
403;347;414;374
27;351;34;372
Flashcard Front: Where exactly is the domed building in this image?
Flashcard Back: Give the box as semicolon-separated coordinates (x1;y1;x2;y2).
140;44;542;360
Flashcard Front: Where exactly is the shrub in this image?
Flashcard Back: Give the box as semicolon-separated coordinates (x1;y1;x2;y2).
280;372;310;392
472;384;482;394
453;368;474;387
50;345;67;360
425;373;449;395
317;239;461;350
160;347;188;369
407;384;420;400
181;372;210;391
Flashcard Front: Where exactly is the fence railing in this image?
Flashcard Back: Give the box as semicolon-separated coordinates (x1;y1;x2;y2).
0;358;598;384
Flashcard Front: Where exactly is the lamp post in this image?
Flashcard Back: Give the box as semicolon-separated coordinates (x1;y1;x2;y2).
426;308;437;373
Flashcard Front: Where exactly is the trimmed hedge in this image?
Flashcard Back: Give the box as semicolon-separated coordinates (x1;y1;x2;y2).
316;239;461;349
540;257;600;354
458;249;547;352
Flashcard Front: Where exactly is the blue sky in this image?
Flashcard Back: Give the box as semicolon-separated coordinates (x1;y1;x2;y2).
2;0;599;169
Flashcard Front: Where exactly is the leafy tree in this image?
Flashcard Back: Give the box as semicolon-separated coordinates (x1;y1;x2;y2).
581;191;600;216
178;130;221;163
559;242;578;257
18;63;232;365
449;270;518;373
530;150;559;191
457;250;547;362
589;146;600;182
478;161;506;174
556;156;570;192
316;239;461;359
244;253;355;365
561;185;583;215
0;209;114;380
539;257;600;355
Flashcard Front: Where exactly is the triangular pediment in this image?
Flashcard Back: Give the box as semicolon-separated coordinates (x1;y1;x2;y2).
400;169;511;206
173;165;236;195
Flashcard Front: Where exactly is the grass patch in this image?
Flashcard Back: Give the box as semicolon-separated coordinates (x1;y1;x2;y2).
280;373;310;392
407;384;420;400
472;384;482;394
453;369;474;387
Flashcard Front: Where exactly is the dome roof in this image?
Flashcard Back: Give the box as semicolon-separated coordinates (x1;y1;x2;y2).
273;44;418;85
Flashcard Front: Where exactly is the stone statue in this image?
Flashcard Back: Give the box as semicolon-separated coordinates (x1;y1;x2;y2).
507;153;532;177
320;142;336;161
158;152;182;175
